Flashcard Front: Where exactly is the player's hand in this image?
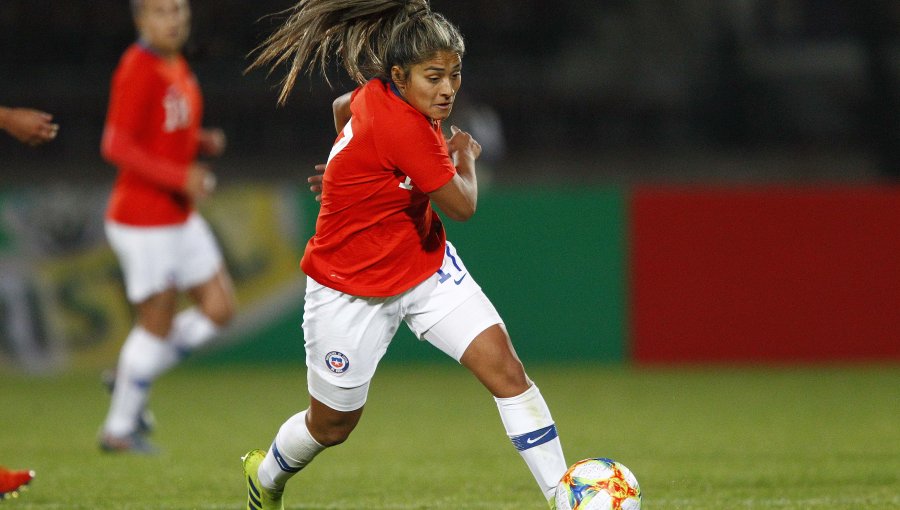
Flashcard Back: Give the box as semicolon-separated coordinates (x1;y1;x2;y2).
198;128;226;157
184;163;216;202
308;163;326;202
0;107;59;146
447;125;481;165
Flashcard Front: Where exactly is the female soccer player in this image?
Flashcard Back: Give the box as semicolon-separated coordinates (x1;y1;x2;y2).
98;0;235;452
241;0;567;508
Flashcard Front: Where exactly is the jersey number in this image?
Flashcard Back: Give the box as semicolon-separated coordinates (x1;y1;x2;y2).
162;86;191;133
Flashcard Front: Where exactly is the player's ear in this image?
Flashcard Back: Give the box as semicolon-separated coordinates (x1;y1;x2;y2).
390;66;407;93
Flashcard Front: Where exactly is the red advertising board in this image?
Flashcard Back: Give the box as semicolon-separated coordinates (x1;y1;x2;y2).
631;186;900;363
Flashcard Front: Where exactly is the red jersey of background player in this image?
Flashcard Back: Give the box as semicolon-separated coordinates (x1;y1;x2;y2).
301;79;457;297
101;42;202;226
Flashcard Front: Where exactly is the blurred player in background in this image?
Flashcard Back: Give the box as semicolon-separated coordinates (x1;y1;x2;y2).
0;104;56;497
0;104;50;498
0;106;58;146
241;0;567;508
98;0;235;453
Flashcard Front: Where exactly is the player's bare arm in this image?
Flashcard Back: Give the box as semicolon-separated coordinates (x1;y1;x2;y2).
428;125;480;222
305;92;353;202
184;162;215;201
0;106;59;146
333;92;352;133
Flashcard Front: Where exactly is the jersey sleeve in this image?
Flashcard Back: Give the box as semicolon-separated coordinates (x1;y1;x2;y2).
100;57;188;191
377;111;456;194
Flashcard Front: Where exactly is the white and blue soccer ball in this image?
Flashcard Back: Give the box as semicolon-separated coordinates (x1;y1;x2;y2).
554;458;641;510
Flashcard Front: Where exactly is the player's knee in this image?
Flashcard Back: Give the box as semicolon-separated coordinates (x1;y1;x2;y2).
480;351;529;398
309;421;356;447
496;357;530;396
218;301;236;326
136;290;178;336
204;295;236;327
318;428;352;447
306;402;363;447
136;311;175;338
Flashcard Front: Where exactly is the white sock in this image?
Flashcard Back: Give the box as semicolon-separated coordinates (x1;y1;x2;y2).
257;410;326;492
169;307;220;355
495;384;568;501
103;327;179;436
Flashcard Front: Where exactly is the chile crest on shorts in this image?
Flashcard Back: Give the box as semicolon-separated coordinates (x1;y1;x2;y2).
325;351;350;374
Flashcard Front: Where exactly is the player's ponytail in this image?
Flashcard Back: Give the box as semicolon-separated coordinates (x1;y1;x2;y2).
249;0;465;105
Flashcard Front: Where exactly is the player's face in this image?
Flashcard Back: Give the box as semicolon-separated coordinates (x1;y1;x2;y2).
136;0;191;57
393;51;462;122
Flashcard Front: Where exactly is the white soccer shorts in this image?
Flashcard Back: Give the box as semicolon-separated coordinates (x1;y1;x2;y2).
303;241;504;411
105;212;224;303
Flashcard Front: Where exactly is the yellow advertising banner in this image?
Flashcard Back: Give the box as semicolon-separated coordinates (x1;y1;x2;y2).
1;184;304;372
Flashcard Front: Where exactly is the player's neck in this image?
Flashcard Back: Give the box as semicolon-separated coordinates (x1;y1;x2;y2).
138;38;181;61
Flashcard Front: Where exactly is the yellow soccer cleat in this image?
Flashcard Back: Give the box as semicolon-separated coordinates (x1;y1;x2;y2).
242;449;284;510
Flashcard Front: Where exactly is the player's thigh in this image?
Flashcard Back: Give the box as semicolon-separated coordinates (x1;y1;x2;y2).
406;241;502;360
302;277;401;409
174;213;225;292
458;322;529;398
421;290;529;397
105;220;181;304
186;266;236;325
418;289;504;361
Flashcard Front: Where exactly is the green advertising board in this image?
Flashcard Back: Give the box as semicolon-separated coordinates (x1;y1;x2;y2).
202;186;627;367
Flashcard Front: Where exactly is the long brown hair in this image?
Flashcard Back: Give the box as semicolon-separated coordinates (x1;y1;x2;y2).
249;0;465;104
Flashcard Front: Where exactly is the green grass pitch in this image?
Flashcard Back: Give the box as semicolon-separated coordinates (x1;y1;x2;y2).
1;363;898;508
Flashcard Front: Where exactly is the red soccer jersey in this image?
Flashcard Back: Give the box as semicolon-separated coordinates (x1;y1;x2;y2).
101;43;203;226
301;79;457;297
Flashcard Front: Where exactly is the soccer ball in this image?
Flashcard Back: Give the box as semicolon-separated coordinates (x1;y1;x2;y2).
554;458;641;510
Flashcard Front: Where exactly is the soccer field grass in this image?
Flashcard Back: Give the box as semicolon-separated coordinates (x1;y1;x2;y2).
2;363;898;509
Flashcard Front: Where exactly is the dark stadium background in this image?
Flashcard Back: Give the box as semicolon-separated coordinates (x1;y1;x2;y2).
2;0;898;183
